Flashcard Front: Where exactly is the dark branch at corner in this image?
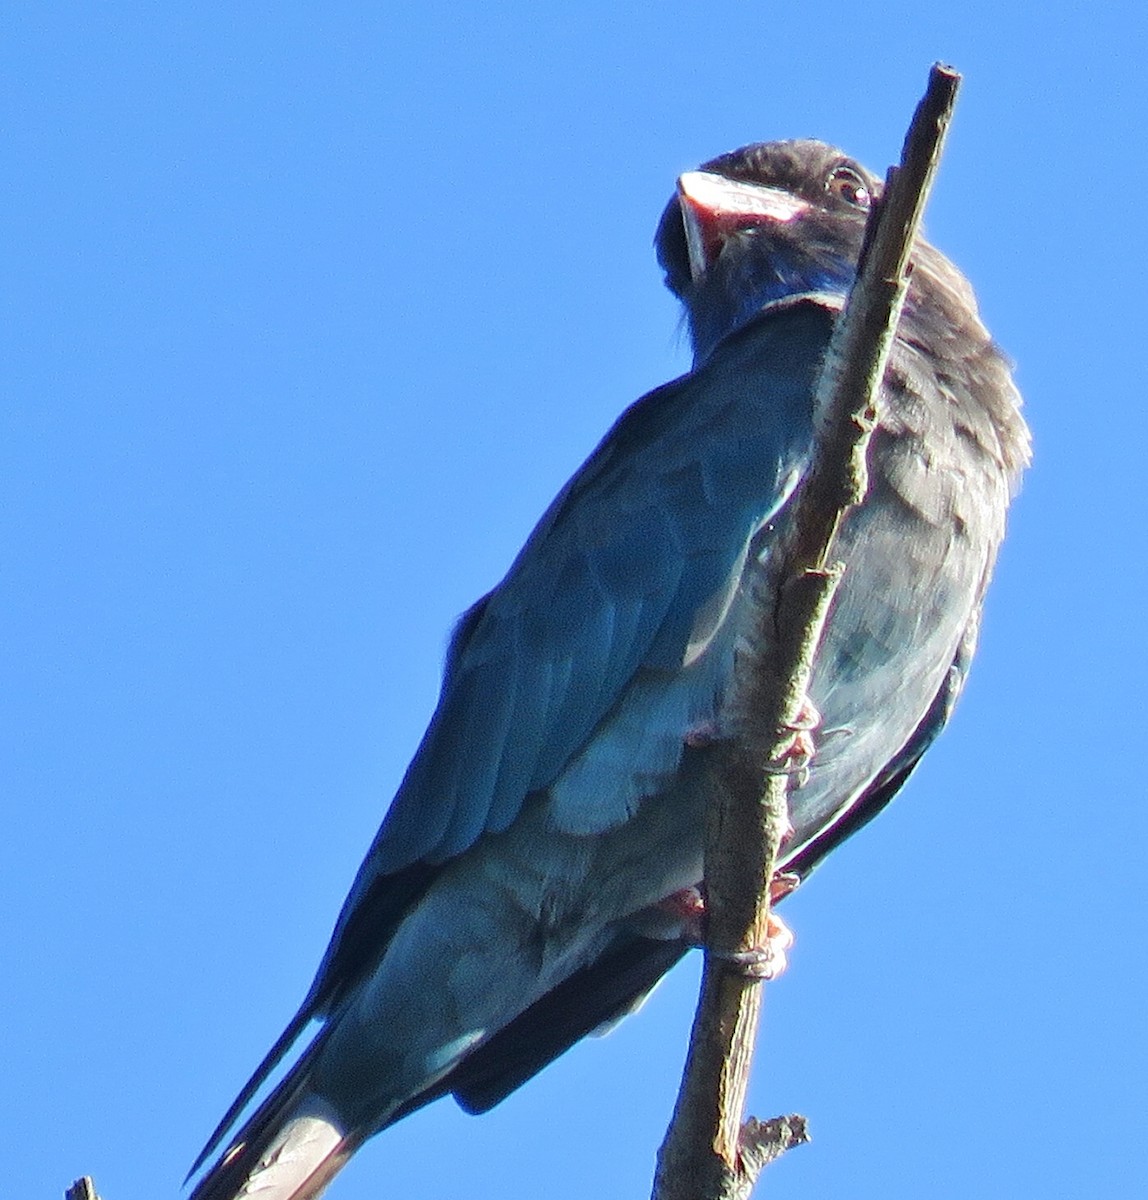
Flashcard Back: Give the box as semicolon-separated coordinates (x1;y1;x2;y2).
65;1179;101;1200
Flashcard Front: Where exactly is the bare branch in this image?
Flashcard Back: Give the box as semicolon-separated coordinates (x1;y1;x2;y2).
65;1179;102;1200
652;63;961;1200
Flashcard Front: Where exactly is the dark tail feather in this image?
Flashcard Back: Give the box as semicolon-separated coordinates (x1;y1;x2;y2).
187;1001;319;1182
187;1032;356;1200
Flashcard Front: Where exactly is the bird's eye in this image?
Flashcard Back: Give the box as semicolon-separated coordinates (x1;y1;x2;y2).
826;165;871;209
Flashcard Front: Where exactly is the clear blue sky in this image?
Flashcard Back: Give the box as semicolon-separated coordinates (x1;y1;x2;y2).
5;5;1146;1199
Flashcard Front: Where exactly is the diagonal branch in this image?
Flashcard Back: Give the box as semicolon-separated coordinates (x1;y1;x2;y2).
651;63;962;1200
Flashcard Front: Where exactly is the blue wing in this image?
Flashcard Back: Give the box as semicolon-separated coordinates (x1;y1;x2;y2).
305;300;833;991
188;300;834;1176
359;298;831;872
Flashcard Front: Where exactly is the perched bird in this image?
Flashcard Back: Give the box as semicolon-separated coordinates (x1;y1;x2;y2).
188;139;1029;1200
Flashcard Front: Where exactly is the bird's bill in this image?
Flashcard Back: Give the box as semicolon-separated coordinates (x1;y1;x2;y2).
676;171;808;283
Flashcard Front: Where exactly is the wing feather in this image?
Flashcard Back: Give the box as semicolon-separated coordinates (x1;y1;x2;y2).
317;299;832;997
192;298;837;1173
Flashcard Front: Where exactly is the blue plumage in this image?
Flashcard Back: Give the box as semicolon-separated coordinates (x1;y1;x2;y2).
188;140;1029;1200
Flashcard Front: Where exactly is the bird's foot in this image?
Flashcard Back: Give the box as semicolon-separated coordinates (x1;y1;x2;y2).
656;884;707;940
770;871;801;902
710;913;795;981
655;876;800;979
785;698;822;732
765;698;822;787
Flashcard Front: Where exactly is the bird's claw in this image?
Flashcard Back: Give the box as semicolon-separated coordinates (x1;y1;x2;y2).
784;699;822;732
710;912;795;981
764;699;821;787
656;880;799;980
655;885;707;941
770;871;800;903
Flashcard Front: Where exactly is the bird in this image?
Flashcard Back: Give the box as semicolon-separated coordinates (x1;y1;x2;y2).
187;139;1029;1200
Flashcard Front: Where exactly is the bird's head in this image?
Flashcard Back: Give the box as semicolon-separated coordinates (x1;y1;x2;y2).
656;140;880;363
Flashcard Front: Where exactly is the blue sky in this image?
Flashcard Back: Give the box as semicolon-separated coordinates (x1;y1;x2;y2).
5;4;1147;1199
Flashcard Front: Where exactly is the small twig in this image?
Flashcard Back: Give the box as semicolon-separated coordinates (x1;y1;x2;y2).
652;63;961;1200
65;1179;101;1200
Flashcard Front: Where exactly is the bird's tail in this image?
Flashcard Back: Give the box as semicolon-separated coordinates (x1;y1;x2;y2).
188;1041;364;1200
